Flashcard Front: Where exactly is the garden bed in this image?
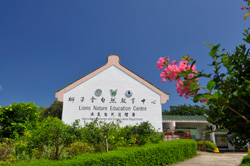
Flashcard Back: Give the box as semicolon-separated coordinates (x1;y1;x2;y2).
9;139;197;166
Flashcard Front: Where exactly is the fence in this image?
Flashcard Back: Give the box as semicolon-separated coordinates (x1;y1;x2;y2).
163;129;191;141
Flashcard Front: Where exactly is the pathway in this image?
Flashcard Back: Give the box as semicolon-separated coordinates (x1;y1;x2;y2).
168;152;247;166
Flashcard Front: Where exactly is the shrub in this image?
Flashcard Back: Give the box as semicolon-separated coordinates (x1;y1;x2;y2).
129;121;163;145
0;139;15;165
13;139;31;161
241;151;250;165
9;139;197;166
82;119;122;152
24;117;82;160
197;140;216;151
0;103;40;140
66;142;94;156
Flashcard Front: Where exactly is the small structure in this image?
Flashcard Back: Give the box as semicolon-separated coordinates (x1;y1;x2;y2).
55;55;169;131
162;115;238;151
162;115;209;140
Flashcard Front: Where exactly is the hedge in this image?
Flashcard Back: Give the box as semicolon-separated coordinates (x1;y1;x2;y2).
10;139;197;166
241;152;250;166
197;140;216;152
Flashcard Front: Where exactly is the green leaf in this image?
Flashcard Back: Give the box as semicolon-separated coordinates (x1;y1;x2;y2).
214;62;221;68
183;81;189;87
204;42;214;48
213;91;221;98
207;80;216;92
214;83;222;89
232;90;238;96
190;83;198;90
193;94;204;103
178;71;193;77
190;60;196;70
202;73;212;78
209;44;221;58
227;65;235;72
214;75;220;83
181;55;190;60
202;94;213;99
243;38;250;44
219;73;226;78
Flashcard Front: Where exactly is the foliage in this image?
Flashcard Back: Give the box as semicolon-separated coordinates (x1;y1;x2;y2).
203;30;250;148
81;119;162;152
9;139;197;166
241;151;250;166
66;142;94;157
0;139;15;165
162;104;208;115
41;101;63;120
0;106;164;164
0;102;40;140
157;28;250;148
134;121;162;145
81;118;121;152
197;140;216;151
23;117;82;160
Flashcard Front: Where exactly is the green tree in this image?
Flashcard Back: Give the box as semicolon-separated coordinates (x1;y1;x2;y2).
203;31;250;148
0;102;40;140
25;117;82;160
42;100;63;120
82;118;121;152
162;104;208;116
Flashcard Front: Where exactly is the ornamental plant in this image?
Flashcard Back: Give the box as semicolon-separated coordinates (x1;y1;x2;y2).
156;28;250;148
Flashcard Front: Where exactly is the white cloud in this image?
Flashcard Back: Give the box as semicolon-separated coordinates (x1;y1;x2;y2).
0;85;3;91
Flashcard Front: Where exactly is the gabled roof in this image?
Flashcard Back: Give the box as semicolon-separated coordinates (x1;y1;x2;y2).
162;115;208;122
55;55;169;104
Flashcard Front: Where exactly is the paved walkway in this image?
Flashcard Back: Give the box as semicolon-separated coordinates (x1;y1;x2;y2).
168;152;247;166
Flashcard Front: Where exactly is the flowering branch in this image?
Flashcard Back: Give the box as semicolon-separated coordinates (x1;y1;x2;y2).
156;53;250;124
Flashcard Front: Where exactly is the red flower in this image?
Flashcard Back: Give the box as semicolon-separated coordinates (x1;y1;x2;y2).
241;6;248;10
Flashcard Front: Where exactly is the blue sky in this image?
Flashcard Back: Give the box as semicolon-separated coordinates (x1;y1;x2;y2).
0;1;249;111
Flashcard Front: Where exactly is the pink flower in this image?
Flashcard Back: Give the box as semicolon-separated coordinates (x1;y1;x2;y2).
157;57;200;99
156;57;166;70
171;60;177;65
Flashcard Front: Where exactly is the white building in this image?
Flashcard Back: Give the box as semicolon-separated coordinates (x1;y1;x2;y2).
55;55;169;131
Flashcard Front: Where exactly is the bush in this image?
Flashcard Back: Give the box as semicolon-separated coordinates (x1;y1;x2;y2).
9;139;197;166
241;152;250;166
197;140;216;151
66;142;94;157
0;103;40;140
0;139;15;165
24;117;83;160
81;119;122;152
81;119;163;152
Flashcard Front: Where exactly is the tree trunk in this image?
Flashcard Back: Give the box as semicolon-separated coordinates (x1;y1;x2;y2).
105;136;108;153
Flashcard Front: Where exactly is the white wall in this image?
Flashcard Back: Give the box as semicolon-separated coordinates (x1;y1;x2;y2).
62;66;163;131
